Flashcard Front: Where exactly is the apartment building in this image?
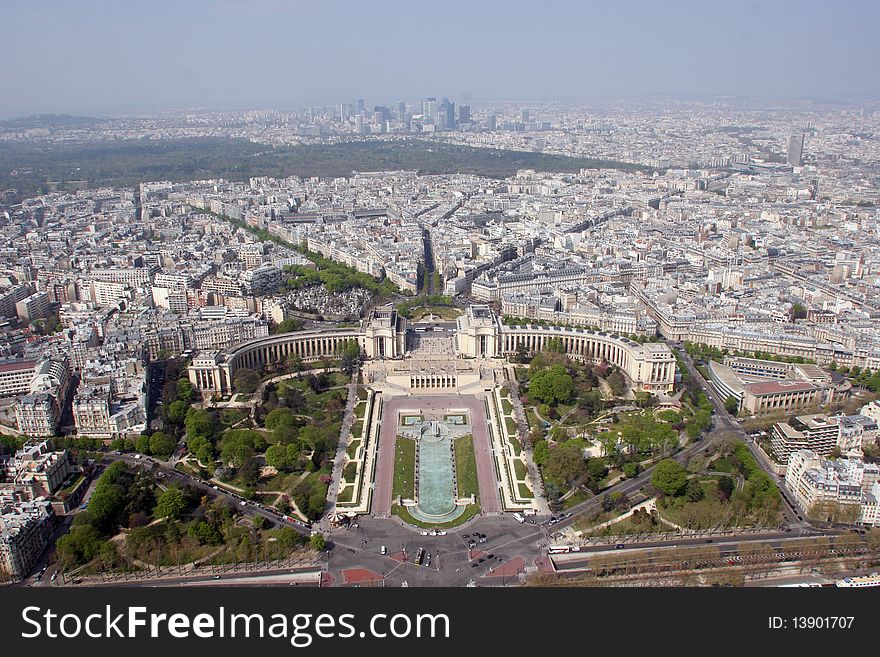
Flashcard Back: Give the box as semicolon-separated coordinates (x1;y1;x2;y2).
0;359;38;397
0;496;55;581
771;413;843;463
784;450;880;526
1;440;77;499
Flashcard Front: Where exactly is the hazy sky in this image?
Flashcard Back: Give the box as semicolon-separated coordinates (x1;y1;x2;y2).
1;0;878;117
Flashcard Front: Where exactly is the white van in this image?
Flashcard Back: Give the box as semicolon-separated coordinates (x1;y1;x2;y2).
513;512;525;523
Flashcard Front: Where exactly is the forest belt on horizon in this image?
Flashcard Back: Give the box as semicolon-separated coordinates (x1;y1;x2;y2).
0;137;651;202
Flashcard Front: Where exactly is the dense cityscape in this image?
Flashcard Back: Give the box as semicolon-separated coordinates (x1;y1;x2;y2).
0;93;879;589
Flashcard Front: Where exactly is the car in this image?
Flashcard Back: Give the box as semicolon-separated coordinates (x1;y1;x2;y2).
471;563;478;568
462;534;470;539
436;531;447;536
425;554;432;567
616;544;626;549
50;571;58;581
487;553;495;559
380;545;387;555
239;501;246;506
213;575;221;580
478;538;487;544
420;530;429;536
478;558;485;563
705;539;714;543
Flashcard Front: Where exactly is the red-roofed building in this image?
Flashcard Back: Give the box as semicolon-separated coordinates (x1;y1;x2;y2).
741;380;819;416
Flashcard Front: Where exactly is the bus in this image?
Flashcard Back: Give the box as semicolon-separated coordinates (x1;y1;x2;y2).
548;545;581;554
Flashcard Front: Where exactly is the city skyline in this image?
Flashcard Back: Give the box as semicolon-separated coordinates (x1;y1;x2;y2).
1;0;879;118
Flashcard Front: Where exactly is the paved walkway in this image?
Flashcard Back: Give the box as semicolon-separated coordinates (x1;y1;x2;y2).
373;395;501;516
324;379;358;525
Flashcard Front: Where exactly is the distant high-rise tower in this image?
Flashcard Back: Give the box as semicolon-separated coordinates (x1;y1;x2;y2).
440;98;455;129
486;113;497;131
788;134;805;167
339;103;348;122
423;97;438;121
355;98;365;113
520;108;530;123
459;105;471;125
355;114;364;134
396;101;406;122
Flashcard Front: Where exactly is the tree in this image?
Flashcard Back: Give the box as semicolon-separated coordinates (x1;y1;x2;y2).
87;485;126;533
176;378;195;403
239;457;262;487
532;440;550;465
790;302;807;321
340;339;361;375
606;371;628;397
717;476;735;501
233;368;260;394
529;364;573;405
188;520;223;545
264;407;295;431
596;431;619;457
185;407;216;441
55;524;105;568
136;434;151;454
149;432;177;460
723;396;739;415
545;337;565;354
219;429;265;468
275;318;303;334
685;478;705;502
310;532;327;551
155;486;187;519
265;444;290;471
651;459;688;496
167;399;189;425
543;443;589;488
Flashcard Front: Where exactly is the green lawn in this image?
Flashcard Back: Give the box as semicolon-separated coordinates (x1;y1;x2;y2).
504;416;518;436
526;408;543;430
392;503;481;529
454;435;479;498
351;419;364;438
711;457;734;473
392;436;416;500
513;459;527;480
346;440;361;459
501;398;513;415
517;483;534;499
586;515;666;537
508;434;522;456
336;485;354;504
563;489;591;510
354;402;366;419
343;462;357;482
